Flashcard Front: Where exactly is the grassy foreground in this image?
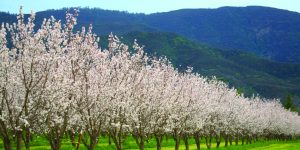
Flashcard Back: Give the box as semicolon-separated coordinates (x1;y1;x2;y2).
1;136;300;150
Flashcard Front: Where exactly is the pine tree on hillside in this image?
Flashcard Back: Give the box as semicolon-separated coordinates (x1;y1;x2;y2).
283;94;295;110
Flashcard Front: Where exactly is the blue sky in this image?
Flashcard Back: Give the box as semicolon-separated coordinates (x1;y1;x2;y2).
1;0;300;14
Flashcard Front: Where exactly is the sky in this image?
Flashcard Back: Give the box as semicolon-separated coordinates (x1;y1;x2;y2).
0;0;300;14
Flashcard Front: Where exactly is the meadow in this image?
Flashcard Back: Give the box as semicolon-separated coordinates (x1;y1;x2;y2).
1;136;299;150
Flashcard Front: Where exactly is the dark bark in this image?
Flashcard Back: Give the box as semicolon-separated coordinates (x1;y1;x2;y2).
75;133;82;150
23;127;31;150
216;140;221;148
235;132;239;145
3;137;12;150
0;123;12;150
215;131;222;148
133;133;145;150
155;134;163;150
82;130;100;150
173;129;180;150
139;138;144;150
111;133;122;150
108;134;111;145
182;133;189;150
247;137;249;144
82;133;99;150
49;137;61;150
46;126;65;150
110;124;126;150
174;138;180;150
248;134;252;144
46;111;68;150
224;133;228;147
68;130;76;147
89;135;98;150
193;132;201;150
242;135;245;145
229;133;233;146
205;133;212;149
16;130;23;150
109;107;128;150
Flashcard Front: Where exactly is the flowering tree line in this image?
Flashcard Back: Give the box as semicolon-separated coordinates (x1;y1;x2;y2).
0;7;300;150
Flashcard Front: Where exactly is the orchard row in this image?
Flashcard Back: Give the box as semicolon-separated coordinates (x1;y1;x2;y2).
0;8;299;150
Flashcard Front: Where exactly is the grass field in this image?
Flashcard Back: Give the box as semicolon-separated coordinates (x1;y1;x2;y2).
1;136;299;150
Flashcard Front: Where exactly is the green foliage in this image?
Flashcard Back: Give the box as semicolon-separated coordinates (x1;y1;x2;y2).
282;94;300;114
284;94;295;110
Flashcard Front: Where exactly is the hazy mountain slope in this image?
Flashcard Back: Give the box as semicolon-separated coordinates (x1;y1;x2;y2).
36;9;157;35
144;6;300;63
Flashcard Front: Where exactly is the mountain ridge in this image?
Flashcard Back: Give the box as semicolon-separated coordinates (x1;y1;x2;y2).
143;6;300;63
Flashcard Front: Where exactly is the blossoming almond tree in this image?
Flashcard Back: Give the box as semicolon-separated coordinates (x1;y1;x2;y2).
0;7;57;150
32;10;76;150
0;22;15;150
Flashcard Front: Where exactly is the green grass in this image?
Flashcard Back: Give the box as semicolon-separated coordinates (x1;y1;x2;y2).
1;136;300;150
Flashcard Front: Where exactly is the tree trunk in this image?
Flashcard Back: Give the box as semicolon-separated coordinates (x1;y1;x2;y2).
235;132;239;145
249;134;252;144
108;134;112;145
216;140;221;148
139;138;144;150
23;127;31;150
49;138;61;150
173;129;180;150
16;130;22;150
112;136;122;150
88;135;98;150
205;133;212;149
117;143;122;150
175;138;180;150
215;131;222;148
183;134;189;150
155;134;163;150
47;127;66;150
3;137;12;150
133;133;145;150
76;133;82;150
229;133;233;146
193;132;201;150
110;130;123;150
242;136;245;145
114;136;122;150
82;132;100;150
166;135;169;143
68;130;76;147
224;133;228;147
